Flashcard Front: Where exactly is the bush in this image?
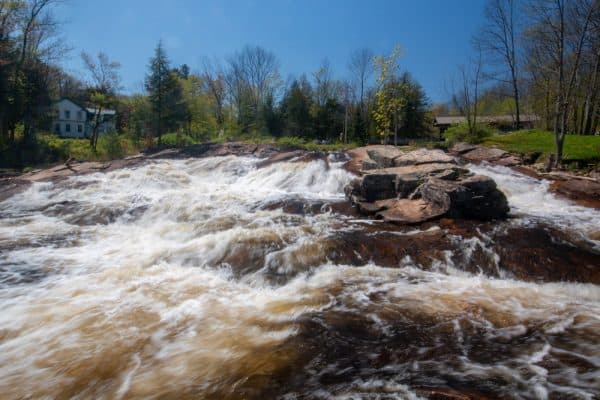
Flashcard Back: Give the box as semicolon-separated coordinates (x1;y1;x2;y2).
98;131;124;159
161;132;197;147
444;122;495;145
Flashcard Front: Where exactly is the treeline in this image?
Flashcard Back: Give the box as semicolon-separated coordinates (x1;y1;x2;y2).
449;0;600;166
0;0;433;167
127;42;432;147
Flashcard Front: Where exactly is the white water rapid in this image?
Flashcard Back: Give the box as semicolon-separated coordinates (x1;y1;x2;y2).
0;155;598;399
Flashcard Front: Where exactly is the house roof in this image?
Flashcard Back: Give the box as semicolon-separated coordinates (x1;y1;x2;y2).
86;108;116;115
54;97;116;115
434;114;540;125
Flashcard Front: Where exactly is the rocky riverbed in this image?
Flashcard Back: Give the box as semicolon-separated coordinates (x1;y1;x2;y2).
0;142;599;399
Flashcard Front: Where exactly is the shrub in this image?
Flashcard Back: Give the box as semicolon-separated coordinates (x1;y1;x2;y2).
161;132;197;147
444;122;495;145
98;131;124;159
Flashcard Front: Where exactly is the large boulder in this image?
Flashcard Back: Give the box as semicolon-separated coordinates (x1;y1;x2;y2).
366;146;405;168
361;173;398;202
393;148;455;166
343;146;511;223
458;145;523;166
416;175;509;220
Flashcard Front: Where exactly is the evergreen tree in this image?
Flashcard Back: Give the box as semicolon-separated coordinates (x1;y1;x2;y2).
145;41;182;145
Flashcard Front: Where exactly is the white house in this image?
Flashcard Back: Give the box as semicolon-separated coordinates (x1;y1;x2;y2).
52;98;116;138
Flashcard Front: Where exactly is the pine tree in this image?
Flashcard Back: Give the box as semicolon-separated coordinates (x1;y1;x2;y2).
145;41;181;145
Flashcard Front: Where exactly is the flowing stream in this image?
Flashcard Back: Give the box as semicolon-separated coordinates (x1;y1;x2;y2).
0;155;598;399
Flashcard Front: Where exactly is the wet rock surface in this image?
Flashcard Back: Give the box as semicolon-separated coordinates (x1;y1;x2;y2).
550;178;600;208
344;146;509;223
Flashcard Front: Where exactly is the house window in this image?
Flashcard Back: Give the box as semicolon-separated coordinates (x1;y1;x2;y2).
66;124;71;132
77;111;82;120
64;110;70;119
55;123;60;133
77;124;82;133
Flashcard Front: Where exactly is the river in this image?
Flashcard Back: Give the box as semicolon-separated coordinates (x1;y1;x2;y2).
0;155;598;399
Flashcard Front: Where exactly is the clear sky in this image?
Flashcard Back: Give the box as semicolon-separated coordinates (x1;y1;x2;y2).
56;0;486;102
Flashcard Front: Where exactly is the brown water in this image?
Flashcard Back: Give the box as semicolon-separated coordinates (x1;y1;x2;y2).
0;156;598;399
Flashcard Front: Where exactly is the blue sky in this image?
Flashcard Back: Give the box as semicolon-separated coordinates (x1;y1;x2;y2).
56;0;486;102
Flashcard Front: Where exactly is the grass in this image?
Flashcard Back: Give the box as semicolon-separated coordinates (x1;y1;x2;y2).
39;133;140;162
482;129;600;165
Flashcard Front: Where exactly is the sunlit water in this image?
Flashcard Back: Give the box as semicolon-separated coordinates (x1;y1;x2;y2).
0;156;598;399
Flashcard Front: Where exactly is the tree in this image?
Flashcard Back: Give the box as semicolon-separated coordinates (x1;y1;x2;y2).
224;45;281;133
527;0;598;167
452;47;483;136
0;0;62;145
478;0;522;128
201;58;226;132
372;45;405;145
348;48;374;143
280;76;313;138
81;51;121;150
145;41;181;145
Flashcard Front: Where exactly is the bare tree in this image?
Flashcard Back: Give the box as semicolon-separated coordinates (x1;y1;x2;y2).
528;0;598;167
224;45;280;131
452;47;483;135
201;58;226;131
478;0;522;128
1;0;63;143
348;48;374;113
81;51;121;150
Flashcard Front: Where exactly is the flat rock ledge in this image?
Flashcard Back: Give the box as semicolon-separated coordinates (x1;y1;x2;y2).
344;146;509;224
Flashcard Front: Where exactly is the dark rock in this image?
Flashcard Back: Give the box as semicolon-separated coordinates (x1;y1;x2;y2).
344;178;362;199
361;173;397;202
522;151;542;165
361;159;379;170
418;176;509;220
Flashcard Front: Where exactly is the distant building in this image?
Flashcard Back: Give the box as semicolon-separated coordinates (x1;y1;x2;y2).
52;98;116;138
434;114;540;133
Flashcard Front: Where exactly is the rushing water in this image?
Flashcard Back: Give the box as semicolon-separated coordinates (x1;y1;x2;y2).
0;155;599;400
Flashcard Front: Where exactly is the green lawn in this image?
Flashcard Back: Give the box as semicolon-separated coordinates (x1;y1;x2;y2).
482;129;600;164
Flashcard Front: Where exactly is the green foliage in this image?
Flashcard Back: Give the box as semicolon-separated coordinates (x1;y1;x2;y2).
482;129;600;164
161;132;197;147
444;122;495;145
98;131;124;159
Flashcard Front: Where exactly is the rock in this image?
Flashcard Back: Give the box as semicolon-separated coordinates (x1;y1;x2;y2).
375;198;448;224
461;146;509;162
432;168;461;181
361;159;379;171
417;175;509;220
255;150;307;168
550;178;600;208
396;175;422;198
366;145;405;168
495;154;522;167
392;148;455;166
344;178;362;199
449;142;478;155
367;163;466;180
361;173;398;202
357;200;387;214
522;151;542;165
